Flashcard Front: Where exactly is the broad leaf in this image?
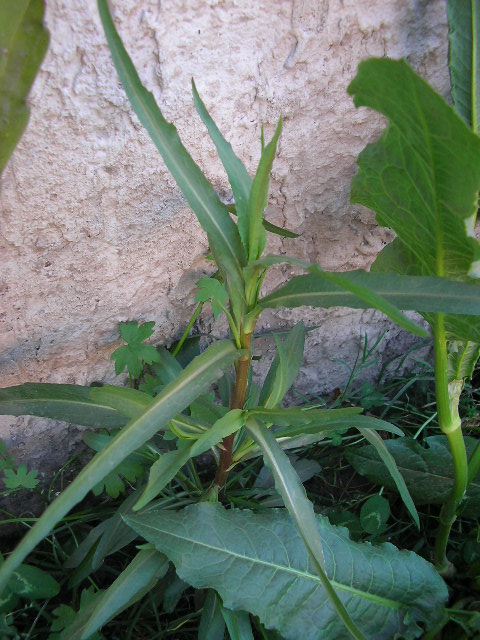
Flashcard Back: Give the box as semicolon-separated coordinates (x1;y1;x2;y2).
192;80;252;251
259;322;306;408
81;548;169;639
248;120;282;261
97;0;246;321
447;0;480;130
126;503;448;640
0;340;241;594
0;384;128;428
447;340;480;381
0;0;49;175
346;435;480;518
195;277;228;319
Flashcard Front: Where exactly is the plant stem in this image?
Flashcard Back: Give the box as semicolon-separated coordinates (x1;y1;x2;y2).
214;330;252;491
433;315;468;574
172;302;203;357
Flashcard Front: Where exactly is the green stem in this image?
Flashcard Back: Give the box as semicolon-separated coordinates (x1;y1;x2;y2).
433;315;468;573
172;302;204;357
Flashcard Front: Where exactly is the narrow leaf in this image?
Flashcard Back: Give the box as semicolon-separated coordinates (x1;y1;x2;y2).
192;80;252;251
126;502;448;640
97;0;246;320
0;383;128;428
355;428;419;528
221;607;254;640
199;590;225;640
89;386;152;419
248;119;282;260
0;340;241;595
81;548;169;639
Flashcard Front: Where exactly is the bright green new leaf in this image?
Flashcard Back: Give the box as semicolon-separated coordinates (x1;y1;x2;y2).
0;383;128;428
347;435;480;519
81;548;169;639
3;464;39;490
447;0;480;130
192;80;252;251
195;277;228;319
349;58;480;283
97;0;246;322
248;119;282;261
126;502;448;640
0;339;241;595
0;0;49;176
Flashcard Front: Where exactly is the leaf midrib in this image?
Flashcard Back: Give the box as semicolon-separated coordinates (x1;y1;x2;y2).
133;522;404;610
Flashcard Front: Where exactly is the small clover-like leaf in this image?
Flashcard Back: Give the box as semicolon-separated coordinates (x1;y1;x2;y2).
3;464;39;490
111;321;161;378
195;278;228;319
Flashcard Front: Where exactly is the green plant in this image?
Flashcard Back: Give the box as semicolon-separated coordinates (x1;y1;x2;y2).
0;0;480;638
0;0;49;177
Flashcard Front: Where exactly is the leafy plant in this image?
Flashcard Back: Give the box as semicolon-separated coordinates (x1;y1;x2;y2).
0;0;479;638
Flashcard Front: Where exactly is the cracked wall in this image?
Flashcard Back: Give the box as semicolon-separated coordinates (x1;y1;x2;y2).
0;0;449;475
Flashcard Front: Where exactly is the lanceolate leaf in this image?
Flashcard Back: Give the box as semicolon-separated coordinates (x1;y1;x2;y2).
0;384;128;428
349;58;480;282
259;322;306;408
97;0;246;321
248;119;282;261
0;0;49;176
346;435;480;519
81;548;169;639
126;503;448;640
447;0;480;130
259;271;480;328
192;80;252;251
447;339;480;381
0;340;241;595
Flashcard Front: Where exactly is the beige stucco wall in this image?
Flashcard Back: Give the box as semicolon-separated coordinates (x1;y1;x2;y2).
0;0;448;473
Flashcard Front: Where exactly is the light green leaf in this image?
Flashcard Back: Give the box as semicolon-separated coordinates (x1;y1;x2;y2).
0;339;241;595
126;502;448;640
270;412;404;438
0;0;49;176
447;0;480;130
0;383;128;428
89;386;152;419
81;548;169;639
346;435;480;519
3;464;39;490
447;340;480;381
355;428;419;528
349;58;480;282
97;0;246;322
248;119;282;261
192;80;252;251
134;409;245;510
259;322;306;408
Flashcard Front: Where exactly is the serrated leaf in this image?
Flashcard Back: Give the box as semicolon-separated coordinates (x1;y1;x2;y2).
111;321;161;378
346;435;480;518
97;0;246;322
126;502;448;640
0;0;49;176
0;340;242;594
0;383;128;428
195;277;228;319
447;0;480;130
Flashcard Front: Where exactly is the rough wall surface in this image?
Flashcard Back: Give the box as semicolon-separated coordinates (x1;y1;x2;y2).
0;1;448;474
